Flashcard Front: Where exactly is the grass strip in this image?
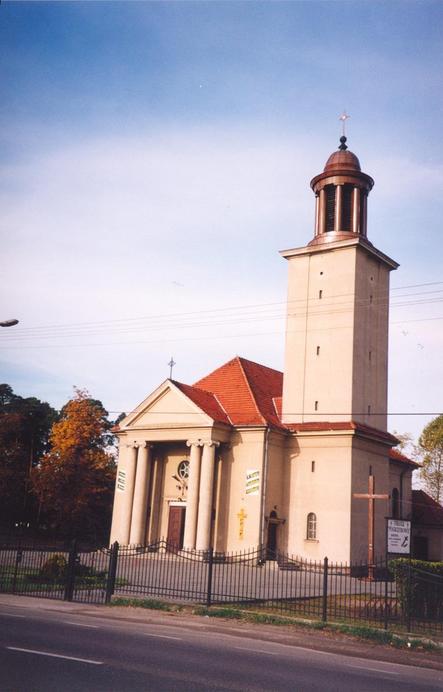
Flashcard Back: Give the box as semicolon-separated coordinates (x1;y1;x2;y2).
108;598;441;652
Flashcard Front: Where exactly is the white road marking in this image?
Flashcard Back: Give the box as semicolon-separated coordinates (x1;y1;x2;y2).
235;647;279;656
346;664;400;675
0;613;26;618
142;633;182;641
7;646;103;665
63;621;100;629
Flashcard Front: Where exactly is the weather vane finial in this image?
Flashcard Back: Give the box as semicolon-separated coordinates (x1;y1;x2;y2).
168;356;176;379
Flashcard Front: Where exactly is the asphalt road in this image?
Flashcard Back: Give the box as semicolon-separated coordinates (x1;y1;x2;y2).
0;602;442;691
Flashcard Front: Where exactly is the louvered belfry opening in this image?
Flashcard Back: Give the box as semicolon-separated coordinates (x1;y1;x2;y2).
341;184;353;232
325;185;335;233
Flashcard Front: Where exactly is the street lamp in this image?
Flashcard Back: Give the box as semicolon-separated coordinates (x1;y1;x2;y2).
0;319;19;327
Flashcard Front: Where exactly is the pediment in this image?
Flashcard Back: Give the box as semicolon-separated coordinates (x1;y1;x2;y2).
119;381;214;429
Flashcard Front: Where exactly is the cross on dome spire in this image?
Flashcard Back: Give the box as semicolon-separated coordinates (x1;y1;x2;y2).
339;110;350;136
338;111;350;150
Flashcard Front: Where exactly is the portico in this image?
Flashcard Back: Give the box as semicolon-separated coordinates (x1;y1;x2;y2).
110;435;225;550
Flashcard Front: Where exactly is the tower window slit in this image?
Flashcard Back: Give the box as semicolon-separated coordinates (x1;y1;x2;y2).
314;401;319;411
325;185;335;233
316;346;320;356
341;184;353;231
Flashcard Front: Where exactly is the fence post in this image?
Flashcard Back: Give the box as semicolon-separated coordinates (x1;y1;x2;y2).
64;539;77;602
105;541;119;604
384;569;389;631
406;558;412;633
206;547;214;608
322;556;328;623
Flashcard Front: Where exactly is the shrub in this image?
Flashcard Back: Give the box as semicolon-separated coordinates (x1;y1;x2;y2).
389;558;443;621
39;554;67;581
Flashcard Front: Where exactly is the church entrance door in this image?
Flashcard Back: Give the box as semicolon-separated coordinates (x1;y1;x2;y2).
167;505;186;550
266;512;278;560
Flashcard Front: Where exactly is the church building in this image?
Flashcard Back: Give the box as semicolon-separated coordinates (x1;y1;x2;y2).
110;136;423;563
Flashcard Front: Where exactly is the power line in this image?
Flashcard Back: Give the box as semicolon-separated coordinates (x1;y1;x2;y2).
2;280;442;340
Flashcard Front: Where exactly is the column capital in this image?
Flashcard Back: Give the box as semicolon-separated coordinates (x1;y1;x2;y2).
127;441;140;449
200;439;220;448
186;439;203;448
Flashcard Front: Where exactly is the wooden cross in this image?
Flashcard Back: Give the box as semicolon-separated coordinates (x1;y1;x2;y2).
353;475;389;579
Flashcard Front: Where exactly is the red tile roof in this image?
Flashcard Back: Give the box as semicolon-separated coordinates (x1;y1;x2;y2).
172;357;415;450
389;447;420;469
172;381;231;425
412;490;443;527
193;356;284;429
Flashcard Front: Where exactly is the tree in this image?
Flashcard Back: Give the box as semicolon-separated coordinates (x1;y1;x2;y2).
32;388;116;540
0;384;57;529
418;415;443;504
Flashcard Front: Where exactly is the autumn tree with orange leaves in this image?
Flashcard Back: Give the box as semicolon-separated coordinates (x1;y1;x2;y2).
32;388;116;540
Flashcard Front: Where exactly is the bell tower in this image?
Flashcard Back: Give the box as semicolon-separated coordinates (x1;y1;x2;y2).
281;137;398;431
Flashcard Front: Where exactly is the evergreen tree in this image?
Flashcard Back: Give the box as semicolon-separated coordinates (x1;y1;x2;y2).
0;384;56;529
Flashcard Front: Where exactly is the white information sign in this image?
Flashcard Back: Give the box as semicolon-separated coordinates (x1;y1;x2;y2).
245;469;260;496
387;519;411;554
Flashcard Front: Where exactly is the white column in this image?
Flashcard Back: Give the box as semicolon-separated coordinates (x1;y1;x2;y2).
361;191;368;236
129;443;152;545
183;441;202;550
195;441;219;551
118;443;138;545
314;193;319;236
147;455;163;542
318;188;326;234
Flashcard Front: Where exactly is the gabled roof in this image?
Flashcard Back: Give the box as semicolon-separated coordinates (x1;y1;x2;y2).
193;356;284;429
412;490;443;527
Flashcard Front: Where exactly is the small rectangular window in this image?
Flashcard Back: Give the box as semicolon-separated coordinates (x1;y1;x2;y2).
369;351;372;362
311;460;315;473
369;295;373;304
368;405;371;415
319;290;323;299
316;346;320;356
314;401;319;411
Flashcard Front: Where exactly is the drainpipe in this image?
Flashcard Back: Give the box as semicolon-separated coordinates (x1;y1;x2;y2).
259;427;270;549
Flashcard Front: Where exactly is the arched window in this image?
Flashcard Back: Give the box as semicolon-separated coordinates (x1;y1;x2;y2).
307;513;317;540
392;488;400;519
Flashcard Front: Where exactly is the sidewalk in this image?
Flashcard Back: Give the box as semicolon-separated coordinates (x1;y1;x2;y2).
1;593;442;671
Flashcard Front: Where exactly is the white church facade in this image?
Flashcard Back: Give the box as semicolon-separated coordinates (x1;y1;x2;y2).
110;136;424;563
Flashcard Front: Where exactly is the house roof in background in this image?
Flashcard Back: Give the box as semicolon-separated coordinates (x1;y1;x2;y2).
412;490;443;527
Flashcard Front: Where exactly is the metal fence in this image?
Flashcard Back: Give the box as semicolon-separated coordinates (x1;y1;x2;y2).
1;539;442;637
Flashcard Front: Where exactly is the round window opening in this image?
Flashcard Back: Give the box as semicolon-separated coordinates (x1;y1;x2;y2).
177;460;190;481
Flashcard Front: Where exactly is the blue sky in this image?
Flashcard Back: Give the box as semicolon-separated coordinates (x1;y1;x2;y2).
1;1;442;440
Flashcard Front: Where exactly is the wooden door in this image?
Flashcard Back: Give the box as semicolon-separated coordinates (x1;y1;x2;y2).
167;506;186;550
266;521;278;560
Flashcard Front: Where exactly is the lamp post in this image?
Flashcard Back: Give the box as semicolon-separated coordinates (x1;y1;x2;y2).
0;319;19;327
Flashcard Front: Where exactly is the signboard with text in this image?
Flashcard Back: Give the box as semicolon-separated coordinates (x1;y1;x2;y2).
387;519;411;554
245;469;260;496
116;469;126;492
